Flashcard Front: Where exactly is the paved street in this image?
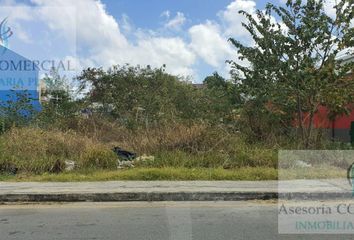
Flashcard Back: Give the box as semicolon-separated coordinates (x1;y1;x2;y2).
0;201;353;240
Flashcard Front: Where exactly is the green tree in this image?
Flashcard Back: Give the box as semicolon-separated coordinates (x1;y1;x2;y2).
37;68;79;127
202;72;241;123
204;72;228;89
0;90;37;133
229;0;354;147
77;65;203;127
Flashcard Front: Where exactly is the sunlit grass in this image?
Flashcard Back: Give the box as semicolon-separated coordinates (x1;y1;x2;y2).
1;166;346;182
1;167;278;182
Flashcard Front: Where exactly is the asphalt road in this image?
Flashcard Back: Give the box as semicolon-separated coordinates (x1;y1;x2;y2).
0;201;353;240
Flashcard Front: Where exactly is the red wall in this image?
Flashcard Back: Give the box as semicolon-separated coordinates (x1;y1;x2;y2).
312;106;354;129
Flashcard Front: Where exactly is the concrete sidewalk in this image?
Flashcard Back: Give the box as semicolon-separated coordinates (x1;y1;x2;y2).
0;179;352;202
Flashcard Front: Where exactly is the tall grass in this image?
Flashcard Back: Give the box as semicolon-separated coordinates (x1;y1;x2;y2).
0;119;279;176
0;127;117;174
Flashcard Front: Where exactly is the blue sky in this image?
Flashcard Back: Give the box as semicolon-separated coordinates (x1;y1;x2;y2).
107;0;258;29
0;0;338;82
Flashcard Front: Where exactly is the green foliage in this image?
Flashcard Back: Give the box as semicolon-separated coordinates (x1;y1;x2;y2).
36;68;81;128
78;147;117;170
2;0;353;175
201;72;241;123
138;148;276;169
77;65;205;127
0;167;280;181
204;72;229;89
74;68;240;127
0;90;37;133
43;67;70;93
229;0;354;147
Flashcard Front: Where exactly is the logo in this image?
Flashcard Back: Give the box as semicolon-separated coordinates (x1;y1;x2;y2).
0;17;13;54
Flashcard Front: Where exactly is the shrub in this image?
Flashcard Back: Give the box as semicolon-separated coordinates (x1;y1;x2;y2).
0;127;117;174
78;146;117;170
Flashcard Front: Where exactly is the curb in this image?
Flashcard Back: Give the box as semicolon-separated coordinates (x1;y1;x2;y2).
0;191;352;202
0;192;278;202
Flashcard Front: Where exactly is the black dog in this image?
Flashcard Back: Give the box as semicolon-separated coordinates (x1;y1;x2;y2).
112;147;137;161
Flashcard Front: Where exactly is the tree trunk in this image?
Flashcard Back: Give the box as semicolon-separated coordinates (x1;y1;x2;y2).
296;93;305;143
305;110;315;149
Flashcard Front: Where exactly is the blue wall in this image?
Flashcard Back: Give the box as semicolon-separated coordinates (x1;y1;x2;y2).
0;46;41;111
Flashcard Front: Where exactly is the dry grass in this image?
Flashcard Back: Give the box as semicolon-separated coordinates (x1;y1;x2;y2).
70;117;209;154
0;127;117;174
0;120;278;176
66;117;278;168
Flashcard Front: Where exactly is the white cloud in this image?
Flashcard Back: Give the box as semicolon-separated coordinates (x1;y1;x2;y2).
6;0;196;77
0;0;264;80
323;0;353;27
121;14;133;34
189;21;234;67
323;0;337;18
0;5;36;44
135;37;195;74
164;12;186;30
220;0;290;45
161;10;170;19
31;0;128;52
185;0;260;74
92;36;196;76
0;3;34;22
220;0;256;39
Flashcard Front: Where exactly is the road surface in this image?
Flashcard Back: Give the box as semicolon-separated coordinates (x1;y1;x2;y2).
0;201;352;240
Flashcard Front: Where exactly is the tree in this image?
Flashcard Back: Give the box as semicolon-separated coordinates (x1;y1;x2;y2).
202;72;241;123
37;68;79;127
204;72;229;89
0;90;37;133
229;0;354;147
77;65;203;127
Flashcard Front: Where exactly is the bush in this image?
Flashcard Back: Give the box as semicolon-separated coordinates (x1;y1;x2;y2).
0;127;117;174
78;146;117;170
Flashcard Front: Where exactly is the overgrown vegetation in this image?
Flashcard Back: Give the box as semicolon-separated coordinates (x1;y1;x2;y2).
0;128;117;174
0;0;353;180
229;0;354;147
